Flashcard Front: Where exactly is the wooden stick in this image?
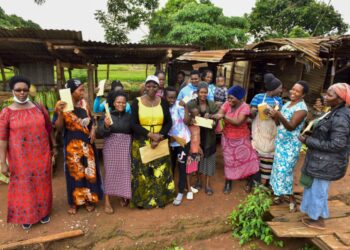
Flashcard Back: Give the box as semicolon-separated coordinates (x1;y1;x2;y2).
0;230;84;250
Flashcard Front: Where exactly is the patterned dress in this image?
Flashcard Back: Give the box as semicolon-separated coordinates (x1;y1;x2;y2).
131;98;175;208
0;107;52;224
221;102;259;180
270;101;308;196
54;108;103;206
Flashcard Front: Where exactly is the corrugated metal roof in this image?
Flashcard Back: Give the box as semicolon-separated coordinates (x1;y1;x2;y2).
0;28;82;42
176;50;230;63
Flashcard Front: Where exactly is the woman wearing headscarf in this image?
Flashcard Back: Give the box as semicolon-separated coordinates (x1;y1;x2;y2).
268;81;309;212
54;79;103;214
187;82;219;195
97;91;132;214
250;73;283;186
299;83;350;230
0;76;56;230
130;75;175;208
214;86;259;194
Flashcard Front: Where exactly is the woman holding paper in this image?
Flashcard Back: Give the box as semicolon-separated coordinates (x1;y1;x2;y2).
97;91;132;214
0;76;56;230
268;81;308;212
250;73;283;186
54;79;103;215
187;82;219;195
298;83;350;230
130;75;175;208
214;86;259;194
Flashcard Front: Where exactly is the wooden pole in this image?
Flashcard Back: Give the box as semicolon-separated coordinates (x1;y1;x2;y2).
0;58;7;91
229;61;235;87
146;64;148;77
87;66;94;109
56;59;63;89
330;57;337;86
94;66;98;87
0;230;84;250
106;64;110;80
68;68;72;79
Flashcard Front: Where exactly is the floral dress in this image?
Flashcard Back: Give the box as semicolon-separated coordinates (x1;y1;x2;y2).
270;101;308;196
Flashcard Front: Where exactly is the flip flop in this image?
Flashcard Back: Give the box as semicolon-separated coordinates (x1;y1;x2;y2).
85;204;95;213
301;217;325;230
104;205;114;214
67;206;77;215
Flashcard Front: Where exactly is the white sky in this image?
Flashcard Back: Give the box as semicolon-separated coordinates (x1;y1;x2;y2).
0;0;349;43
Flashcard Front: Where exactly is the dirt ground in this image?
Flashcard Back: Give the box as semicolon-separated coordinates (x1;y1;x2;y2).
0;146;349;250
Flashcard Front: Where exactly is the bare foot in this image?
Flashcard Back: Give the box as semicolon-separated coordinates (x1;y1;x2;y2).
85;204;95;213
302;217;325;230
67;205;77;215
104;204;114;214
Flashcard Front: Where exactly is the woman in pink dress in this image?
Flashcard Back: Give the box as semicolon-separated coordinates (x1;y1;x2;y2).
214;86;259;194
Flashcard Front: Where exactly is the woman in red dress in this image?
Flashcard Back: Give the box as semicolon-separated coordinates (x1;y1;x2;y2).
0;76;56;230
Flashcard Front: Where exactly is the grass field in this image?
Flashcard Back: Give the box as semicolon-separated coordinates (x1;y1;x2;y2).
1;64;157;91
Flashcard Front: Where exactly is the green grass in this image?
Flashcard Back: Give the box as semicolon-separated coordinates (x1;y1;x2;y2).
1;64;157;91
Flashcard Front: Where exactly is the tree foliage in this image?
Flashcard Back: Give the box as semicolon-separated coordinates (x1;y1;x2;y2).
0;7;41;29
95;0;159;44
248;0;348;41
146;0;249;49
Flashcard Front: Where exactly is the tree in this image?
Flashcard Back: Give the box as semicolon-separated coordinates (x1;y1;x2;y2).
147;0;249;49
248;0;348;41
0;7;41;29
95;0;159;44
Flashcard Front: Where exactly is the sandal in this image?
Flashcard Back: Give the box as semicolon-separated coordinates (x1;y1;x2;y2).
301;217;325;230
104;205;114;214
85;204;95;213
273;196;283;205
205;187;214;196
289;201;297;213
22;224;32;230
67;205;77;215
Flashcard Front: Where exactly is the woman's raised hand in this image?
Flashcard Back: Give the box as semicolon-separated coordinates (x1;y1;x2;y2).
104;116;112;128
55;101;66;114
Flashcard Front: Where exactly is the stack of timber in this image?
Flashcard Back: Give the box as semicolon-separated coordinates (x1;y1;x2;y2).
267;200;350;249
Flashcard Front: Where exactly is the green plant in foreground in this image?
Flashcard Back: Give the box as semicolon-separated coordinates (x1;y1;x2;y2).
229;185;283;247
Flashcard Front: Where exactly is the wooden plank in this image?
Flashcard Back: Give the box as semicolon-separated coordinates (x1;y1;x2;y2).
311;237;332;250
270;200;350;221
313;233;350;250
335;233;350;246
0;230;84;250
267;216;350;238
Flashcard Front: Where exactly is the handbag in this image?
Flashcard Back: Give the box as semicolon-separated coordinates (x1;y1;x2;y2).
299;171;313;188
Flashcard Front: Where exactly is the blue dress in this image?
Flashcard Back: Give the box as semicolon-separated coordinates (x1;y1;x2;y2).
270;101;308;196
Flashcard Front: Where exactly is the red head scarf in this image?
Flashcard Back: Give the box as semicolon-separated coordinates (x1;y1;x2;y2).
330;83;350;105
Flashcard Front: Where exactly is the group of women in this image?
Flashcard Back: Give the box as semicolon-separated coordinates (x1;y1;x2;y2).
0;72;349;231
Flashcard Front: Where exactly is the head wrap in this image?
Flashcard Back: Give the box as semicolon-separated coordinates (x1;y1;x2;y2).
227;85;246;100
65;79;83;93
197;81;208;91
264;73;275;85
330;83;350;105
265;77;282;91
9;75;31;90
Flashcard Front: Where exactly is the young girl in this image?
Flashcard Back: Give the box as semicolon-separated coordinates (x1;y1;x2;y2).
186;107;202;200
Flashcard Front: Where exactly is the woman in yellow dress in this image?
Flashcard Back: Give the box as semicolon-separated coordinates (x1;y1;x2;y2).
130;75;175;208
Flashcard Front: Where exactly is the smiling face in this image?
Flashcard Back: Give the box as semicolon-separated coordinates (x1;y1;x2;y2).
203;72;213;84
198;87;208;101
271;85;283;97
227;94;239;106
114;95;127;112
145;81;159;98
165;90;177;106
216;77;225;87
289;83;304;102
190;74;200;87
72;84;85;102
13;82;29;102
324;87;343;107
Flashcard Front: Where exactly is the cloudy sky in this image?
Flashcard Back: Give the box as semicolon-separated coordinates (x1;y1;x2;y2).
0;0;349;42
